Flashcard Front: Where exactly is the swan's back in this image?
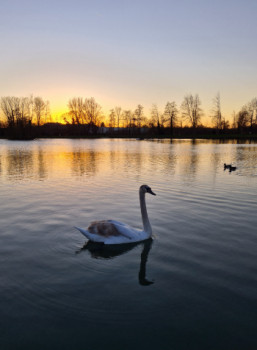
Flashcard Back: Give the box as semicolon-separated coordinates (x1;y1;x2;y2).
88;220;121;237
75;219;145;244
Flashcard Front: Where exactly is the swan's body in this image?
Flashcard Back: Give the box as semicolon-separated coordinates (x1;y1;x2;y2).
75;185;156;245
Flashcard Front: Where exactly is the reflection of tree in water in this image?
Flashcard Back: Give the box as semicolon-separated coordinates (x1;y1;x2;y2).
124;150;143;179
109;140;178;179
109;149;118;171
37;146;47;180
7;149;34;180
143;139;177;176
210;143;221;180
180;141;199;183
71;149;98;177
107;142;143;178
77;238;154;286
162;140;177;175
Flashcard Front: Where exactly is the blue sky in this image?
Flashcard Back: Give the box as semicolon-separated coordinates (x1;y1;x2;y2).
1;0;257;123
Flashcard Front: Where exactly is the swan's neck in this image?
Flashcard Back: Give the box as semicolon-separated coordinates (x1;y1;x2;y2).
140;190;152;236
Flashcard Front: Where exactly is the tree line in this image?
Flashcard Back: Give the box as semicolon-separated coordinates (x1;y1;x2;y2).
0;96;50;127
1;93;257;139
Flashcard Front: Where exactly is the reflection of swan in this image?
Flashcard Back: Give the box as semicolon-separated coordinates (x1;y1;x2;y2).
75;185;156;245
77;238;154;286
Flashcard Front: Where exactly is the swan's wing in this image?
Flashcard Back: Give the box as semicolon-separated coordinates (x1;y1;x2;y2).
87;220;130;239
87;220;140;240
108;220;141;239
108;220;130;227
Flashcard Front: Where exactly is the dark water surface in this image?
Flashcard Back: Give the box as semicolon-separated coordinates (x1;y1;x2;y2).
1;138;257;350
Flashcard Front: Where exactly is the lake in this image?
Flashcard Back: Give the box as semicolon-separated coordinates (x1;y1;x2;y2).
1;138;257;350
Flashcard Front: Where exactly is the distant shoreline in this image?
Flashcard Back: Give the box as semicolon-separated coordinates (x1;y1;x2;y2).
1;123;257;141
1;135;257;142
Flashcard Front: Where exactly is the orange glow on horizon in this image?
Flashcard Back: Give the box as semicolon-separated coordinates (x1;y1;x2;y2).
48;98;233;127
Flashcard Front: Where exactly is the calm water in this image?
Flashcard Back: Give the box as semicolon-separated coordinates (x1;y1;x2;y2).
1;138;257;350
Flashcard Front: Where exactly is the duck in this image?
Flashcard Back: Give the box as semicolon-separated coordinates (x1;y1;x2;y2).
224;163;231;169
229;165;237;171
75;185;156;245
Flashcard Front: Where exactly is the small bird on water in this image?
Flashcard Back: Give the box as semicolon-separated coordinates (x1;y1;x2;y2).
224;163;237;172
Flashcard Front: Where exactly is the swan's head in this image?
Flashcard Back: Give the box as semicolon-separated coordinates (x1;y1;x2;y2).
140;185;156;196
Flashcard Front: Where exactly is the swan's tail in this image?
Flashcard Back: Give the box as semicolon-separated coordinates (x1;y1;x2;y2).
75;226;91;239
74;226;105;243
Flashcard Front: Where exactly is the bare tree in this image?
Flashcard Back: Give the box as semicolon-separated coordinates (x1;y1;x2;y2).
134;104;144;129
67;97;85;124
108;109;116;128
237;109;248;129
26;96;34;124
211;93;222;130
221;119;229;130
232;111;237;129
123;110;133;128
44;100;51;123
150;104;161;132
181;94;202;128
84;97;102;125
236;98;257;131
114;106;122;130
1;96;16;127
34;96;46;126
164;101;178;136
67;97;102;126
245;98;257;129
0;96;33;128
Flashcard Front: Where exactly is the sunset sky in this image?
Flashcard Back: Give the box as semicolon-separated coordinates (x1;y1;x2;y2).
1;0;257;124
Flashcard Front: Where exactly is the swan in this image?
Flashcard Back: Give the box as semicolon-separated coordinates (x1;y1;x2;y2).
75;185;156;245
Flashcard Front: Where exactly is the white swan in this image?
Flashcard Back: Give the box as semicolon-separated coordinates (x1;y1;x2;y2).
75;185;156;245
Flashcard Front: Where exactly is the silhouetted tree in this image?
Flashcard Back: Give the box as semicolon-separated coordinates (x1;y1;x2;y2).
134;104;144;129
108;109;116;128
67;97;102;127
181;94;202;129
150;104;161;133
221;119;230;130
34;96;49;126
84;97;102;126
0;96;33;128
244;98;257;129
237;109;248;130
122;110;132;128
1;96;17;127
121;110;133;135
164;101;178;136
68;97;85;124
211;93;222;130
232;111;237;129
114;106;122;130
